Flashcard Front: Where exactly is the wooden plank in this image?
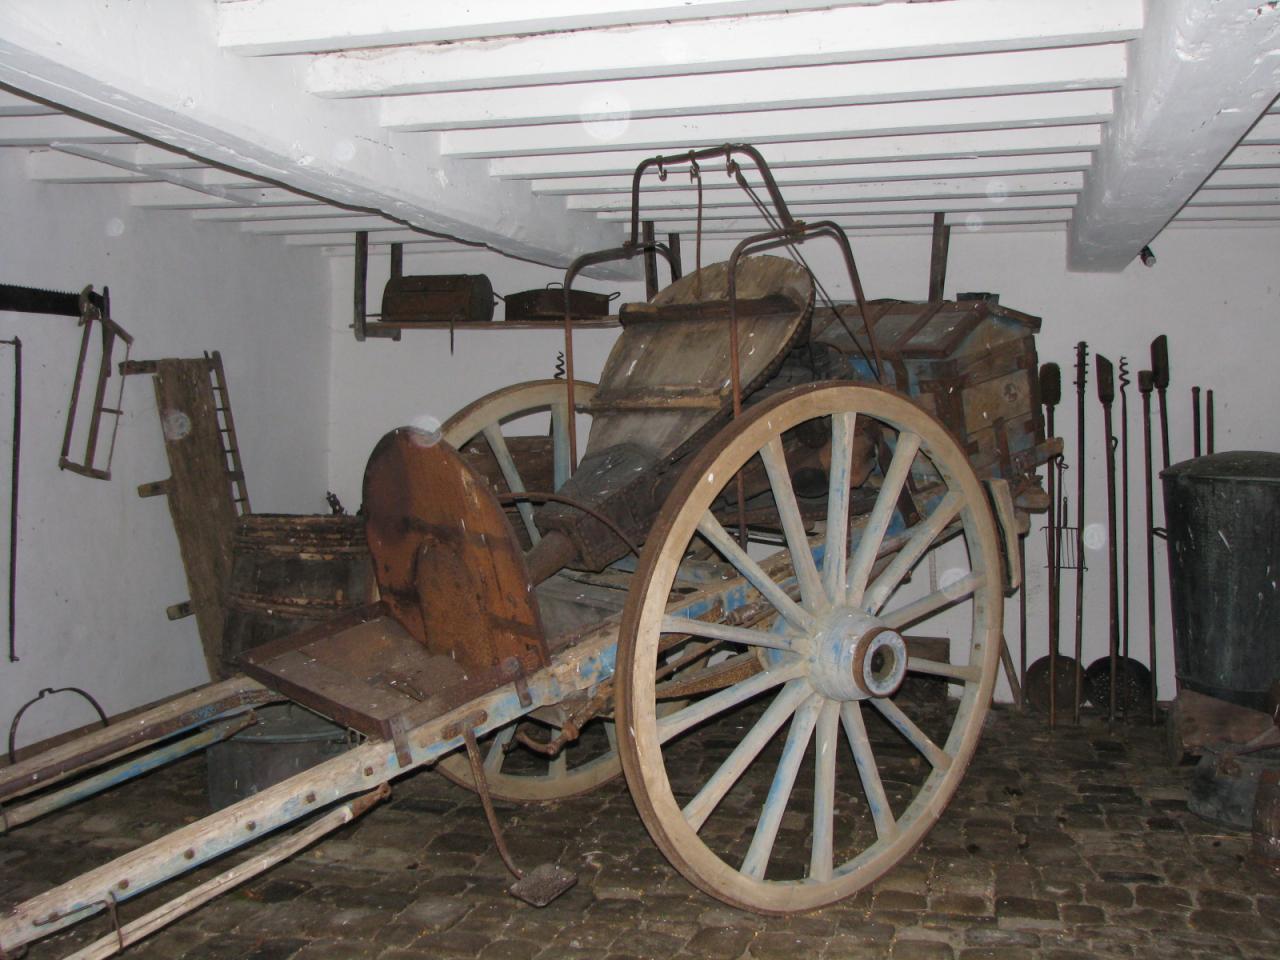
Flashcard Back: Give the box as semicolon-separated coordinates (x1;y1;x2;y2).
151;359;242;679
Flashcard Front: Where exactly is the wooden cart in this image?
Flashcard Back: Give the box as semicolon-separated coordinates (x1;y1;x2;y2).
0;145;1058;956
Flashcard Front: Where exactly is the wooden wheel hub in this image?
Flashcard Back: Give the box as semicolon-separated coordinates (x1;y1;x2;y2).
808;608;907;701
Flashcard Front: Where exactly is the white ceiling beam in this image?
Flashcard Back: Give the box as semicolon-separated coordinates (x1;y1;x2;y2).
630;209;1075;232
571;173;1083;211
1201;168;1280;189
217;0;880;55
1221;145;1280;168
239;216;417;235
596;195;1076;221
1174;206;1280;221
381;45;1127;132
442;91;1116;160
488;126;1103;179
191;203;350;222
0;114;134;145
52;141;301;206
308;0;1141;97
1068;0;1280;271
0;88;57;116
25;149;157;183
0;1;625;273
284;231;460;248
1236;114;1280;144
1186;189;1280;206
125;182;313;209
531;153;1096;196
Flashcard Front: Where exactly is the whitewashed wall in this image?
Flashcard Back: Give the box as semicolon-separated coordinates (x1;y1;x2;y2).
327;224;1280;706
1;151;331;746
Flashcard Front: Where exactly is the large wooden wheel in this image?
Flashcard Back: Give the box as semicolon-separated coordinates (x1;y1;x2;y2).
433;379;624;801
615;382;1004;913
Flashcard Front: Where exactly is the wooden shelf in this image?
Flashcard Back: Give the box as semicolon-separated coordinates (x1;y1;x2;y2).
361;317;621;334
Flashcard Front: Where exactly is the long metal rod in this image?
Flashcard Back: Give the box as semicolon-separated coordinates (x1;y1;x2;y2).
1;337;19;662
1118;359;1131;664
1046;404;1058;727
1191;386;1202;459
1206;389;1215;454
1139;371;1158;724
1072;341;1088;724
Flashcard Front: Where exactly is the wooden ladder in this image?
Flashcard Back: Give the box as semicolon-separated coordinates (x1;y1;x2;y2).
205;351;250;516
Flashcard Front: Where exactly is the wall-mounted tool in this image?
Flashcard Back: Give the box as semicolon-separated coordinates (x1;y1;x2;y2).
1;337;19;663
0;283;133;480
1039;361;1062;726
1085;356;1152;720
1098;354;1120;721
1072;341;1088;723
1138;369;1159;723
1151;335;1171;470
1118;357;1132;705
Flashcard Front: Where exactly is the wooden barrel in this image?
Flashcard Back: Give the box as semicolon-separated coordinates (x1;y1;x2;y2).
220;514;374;676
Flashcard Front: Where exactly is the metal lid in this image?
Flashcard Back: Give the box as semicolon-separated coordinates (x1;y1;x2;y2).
1161;451;1280;484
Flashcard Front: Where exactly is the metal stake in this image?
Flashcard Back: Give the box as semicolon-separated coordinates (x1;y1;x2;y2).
1040;362;1062;727
1072;342;1088;723
1139;370;1158;724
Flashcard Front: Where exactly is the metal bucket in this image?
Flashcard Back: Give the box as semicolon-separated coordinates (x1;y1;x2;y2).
206;703;352;810
1162;452;1280;710
221;514;374;676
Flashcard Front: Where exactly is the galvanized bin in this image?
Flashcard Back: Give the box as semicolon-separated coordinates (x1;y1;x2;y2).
1162;451;1280;710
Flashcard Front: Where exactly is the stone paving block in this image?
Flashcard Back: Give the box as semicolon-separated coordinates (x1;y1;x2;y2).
1133;884;1191;910
683;924;756;958
1196;888;1253;912
891;938;955;959
994;896;1058;921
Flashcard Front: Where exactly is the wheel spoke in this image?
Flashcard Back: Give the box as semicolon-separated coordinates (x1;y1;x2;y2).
870;698;953;771
863;491;964;615
657;659;806;744
741;692;822;881
822;412;857;606
482;424;540;545
697;512;815;634
839;701;898;842
846;432;922;606
881;571;981;631
909;657;981;683
550;398;571;491
661;615;795;652
810;699;839;882
484;725;515;775
682;679;811;831
760;437;825;612
549;746;568;779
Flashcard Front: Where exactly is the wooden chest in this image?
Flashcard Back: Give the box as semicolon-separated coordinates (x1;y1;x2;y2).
810;297;1051;488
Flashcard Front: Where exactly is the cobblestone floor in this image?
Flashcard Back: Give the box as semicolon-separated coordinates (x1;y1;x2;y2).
4;705;1279;959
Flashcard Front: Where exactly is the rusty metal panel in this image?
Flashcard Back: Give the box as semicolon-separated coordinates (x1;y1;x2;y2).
363;427;548;673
